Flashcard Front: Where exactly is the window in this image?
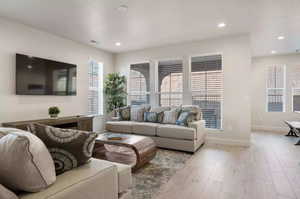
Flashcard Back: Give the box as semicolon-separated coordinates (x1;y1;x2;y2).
291;66;300;112
191;55;223;129
88;60;103;115
266;65;285;112
129;63;150;105
292;88;300;112
158;60;183;106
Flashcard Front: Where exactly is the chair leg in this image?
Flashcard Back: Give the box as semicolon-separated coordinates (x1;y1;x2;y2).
286;130;299;137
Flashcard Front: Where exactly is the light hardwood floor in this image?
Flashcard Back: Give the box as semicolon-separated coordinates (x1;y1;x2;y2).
155;132;300;199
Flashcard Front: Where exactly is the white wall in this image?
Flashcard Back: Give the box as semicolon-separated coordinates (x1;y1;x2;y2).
252;54;300;132
115;34;252;146
0;18;114;132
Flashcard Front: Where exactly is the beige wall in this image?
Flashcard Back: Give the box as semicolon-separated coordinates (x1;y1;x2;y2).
0;18;114;132
115;34;252;146
252;54;300;132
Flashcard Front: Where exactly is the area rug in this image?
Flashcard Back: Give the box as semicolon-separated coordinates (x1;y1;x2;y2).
132;149;192;199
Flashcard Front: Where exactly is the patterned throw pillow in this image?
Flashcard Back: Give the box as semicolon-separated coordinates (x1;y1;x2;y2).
118;106;131;121
27;123;97;175
131;106;146;122
181;105;202;120
176;111;195;126
157;112;164;123
162;108;181;124
144;112;158;123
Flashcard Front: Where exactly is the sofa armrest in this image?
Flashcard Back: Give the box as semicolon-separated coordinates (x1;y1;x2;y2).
19;159;119;199
189;120;206;140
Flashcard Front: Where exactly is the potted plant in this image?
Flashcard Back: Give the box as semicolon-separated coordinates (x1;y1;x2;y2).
104;73;127;114
48;106;60;118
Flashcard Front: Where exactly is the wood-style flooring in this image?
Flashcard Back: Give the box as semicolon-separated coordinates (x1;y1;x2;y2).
155;132;300;199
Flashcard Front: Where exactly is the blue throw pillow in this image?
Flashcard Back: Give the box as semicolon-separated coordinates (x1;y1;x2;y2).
176;111;195;126
144;112;158;123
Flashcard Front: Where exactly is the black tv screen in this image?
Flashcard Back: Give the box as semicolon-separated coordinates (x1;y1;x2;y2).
16;54;77;95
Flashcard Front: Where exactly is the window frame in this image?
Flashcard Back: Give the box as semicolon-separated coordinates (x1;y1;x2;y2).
189;53;224;130
265;65;286;113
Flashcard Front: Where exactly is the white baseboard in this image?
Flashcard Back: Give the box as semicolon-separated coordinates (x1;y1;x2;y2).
251;125;288;133
206;137;250;147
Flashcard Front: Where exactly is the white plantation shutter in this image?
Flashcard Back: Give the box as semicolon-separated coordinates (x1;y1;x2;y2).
191;55;223;129
289;65;300;111
129;63;150;105
158;60;183;106
266;65;285;112
88;61;103;115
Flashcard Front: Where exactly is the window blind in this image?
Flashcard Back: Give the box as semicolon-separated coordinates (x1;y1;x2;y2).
158;60;183;106
88;61;103;115
266;65;285;112
129;63;150;105
191;55;223;129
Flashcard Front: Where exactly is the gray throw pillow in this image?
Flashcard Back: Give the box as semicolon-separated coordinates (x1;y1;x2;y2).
27;123;97;175
131;106;146;122
0;128;56;192
162;106;182;124
162;109;179;124
144;112;158;122
0;184;18;199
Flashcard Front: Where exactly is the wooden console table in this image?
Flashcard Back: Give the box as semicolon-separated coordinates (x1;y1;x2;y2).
2;115;94;131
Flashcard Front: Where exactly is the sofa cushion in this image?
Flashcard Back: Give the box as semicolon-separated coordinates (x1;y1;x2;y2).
0;128;56;192
0;184;18;199
110;162;132;194
157;125;196;140
106;121;133;133
19;159;119;199
28;123;97;175
132;122;158;136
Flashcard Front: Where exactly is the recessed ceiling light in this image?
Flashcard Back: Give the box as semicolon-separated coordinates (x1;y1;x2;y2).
115;42;121;46
118;5;128;12
218;23;226;28
271;50;277;54
277;36;285;40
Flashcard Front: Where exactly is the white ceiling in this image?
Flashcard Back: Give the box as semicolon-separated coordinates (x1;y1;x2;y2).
0;0;299;56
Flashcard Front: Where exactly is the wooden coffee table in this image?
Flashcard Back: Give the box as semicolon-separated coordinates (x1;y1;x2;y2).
92;133;157;171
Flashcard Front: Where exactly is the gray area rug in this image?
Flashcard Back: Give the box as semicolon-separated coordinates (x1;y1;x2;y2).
132;149;192;199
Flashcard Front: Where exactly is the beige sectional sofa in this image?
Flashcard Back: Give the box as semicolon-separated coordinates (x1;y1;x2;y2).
19;159;132;199
0;127;132;199
106;105;206;152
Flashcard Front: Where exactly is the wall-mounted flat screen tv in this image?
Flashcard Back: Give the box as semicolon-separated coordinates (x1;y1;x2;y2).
16;53;77;95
